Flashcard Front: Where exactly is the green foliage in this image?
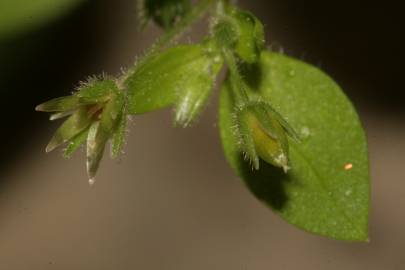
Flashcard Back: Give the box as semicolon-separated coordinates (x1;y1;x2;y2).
36;0;370;240
219;51;369;241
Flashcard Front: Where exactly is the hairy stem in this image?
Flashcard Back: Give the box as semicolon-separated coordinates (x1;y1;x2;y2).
223;49;249;106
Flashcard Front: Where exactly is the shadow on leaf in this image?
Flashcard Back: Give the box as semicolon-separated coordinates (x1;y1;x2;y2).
238;155;290;210
239;61;263;91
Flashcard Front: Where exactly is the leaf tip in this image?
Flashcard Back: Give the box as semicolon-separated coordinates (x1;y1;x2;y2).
350;234;370;243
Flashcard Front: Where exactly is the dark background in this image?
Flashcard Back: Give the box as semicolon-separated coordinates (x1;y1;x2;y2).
0;0;404;269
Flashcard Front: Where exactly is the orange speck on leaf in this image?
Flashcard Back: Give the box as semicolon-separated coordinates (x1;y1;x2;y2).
344;163;353;170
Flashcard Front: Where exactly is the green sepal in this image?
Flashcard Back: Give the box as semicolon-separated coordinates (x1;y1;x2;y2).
262;102;301;143
46;107;92;153
175;50;223;127
36;79;119;113
86;121;108;181
63;129;89;159
85;91;125;179
126;45;202;114
234;99;290;171
212;19;239;50
100;91;125;134
246;100;300;147
111;110;128;159
49;110;75;121
35;96;83;112
215;4;265;63
77;79;118;103
234;105;259;169
141;0;191;29
232;9;265;63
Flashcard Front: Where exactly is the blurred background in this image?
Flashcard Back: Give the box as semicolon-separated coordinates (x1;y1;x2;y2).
0;0;404;269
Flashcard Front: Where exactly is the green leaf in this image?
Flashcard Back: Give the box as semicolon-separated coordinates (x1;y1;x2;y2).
219;51;369;241
141;0;191;29
63;128;89;158
46;107;92;152
126;45;222;116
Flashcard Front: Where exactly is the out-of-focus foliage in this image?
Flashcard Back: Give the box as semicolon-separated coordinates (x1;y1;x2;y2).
0;0;85;40
140;0;191;30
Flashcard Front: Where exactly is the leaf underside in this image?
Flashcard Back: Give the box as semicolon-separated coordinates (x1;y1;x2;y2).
219;51;370;241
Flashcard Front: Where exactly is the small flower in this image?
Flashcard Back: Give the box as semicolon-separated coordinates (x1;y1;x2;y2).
213;3;265;63
235;101;299;172
36;78;126;184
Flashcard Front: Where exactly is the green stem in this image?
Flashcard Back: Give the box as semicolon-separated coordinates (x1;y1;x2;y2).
223;49;249;106
214;0;250;107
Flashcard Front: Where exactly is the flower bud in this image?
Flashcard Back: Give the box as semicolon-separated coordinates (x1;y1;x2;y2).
213;5;265;63
36;78;127;183
126;44;223;127
231;9;265;63
236;102;297;172
212;19;239;49
174;46;223;127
